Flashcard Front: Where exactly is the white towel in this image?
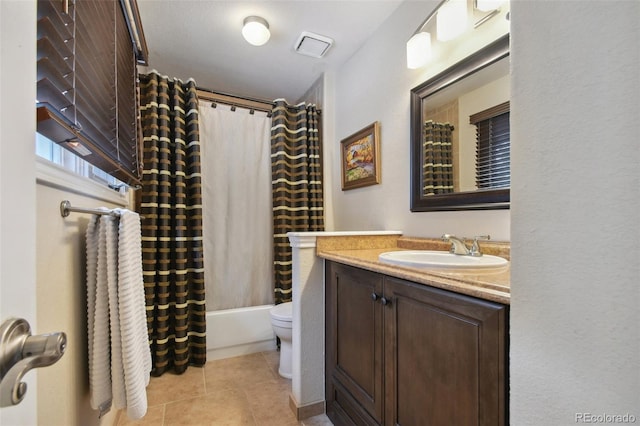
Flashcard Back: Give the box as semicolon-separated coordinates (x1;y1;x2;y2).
86;212;113;416
104;214;126;411
86;210;151;420
114;209;152;420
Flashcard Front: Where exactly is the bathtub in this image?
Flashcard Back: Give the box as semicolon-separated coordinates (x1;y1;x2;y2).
206;304;277;360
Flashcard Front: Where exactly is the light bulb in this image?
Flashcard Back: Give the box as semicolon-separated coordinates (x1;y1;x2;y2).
437;0;468;41
242;16;270;46
406;32;431;69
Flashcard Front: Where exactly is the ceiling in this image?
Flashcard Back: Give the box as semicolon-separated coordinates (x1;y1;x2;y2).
136;1;405;102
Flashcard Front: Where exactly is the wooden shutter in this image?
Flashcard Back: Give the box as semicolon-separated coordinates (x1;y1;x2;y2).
36;0;147;185
470;102;510;190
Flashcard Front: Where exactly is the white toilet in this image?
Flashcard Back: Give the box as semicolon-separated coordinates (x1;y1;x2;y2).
270;302;293;379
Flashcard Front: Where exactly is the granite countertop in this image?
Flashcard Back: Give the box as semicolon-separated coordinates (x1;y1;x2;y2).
315;235;510;305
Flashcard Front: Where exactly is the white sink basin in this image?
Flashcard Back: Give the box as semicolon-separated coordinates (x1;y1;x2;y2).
378;250;508;272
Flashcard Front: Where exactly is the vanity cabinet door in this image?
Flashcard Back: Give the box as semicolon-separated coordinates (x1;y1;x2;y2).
326;261;384;425
383;277;508;426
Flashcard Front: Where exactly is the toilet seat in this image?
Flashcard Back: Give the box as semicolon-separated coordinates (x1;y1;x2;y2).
270;302;292;322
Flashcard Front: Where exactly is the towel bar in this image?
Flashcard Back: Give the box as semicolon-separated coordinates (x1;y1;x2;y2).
59;200;120;218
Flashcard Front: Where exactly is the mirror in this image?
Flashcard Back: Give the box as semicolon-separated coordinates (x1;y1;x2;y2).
410;34;510;212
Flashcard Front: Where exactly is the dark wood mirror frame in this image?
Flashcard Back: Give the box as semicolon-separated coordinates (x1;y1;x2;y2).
410;34;510;212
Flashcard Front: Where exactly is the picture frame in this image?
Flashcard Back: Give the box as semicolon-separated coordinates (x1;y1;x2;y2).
340;121;381;190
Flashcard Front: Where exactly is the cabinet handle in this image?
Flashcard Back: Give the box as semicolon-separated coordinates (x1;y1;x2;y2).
371;293;380;301
381;297;391;306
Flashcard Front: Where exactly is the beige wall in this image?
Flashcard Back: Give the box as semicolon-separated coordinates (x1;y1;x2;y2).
510;1;640;423
35;167;129;426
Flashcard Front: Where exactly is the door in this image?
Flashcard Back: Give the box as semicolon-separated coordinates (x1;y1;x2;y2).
0;1;39;424
326;262;384;425
384;277;507;426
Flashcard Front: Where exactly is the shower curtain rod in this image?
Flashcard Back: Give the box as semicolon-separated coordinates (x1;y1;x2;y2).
196;88;274;114
60;200;120;218
196;87;322;115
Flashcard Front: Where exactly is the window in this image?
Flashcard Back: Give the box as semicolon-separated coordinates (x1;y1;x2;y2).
36;0;147;186
36;133;126;190
470;101;510;190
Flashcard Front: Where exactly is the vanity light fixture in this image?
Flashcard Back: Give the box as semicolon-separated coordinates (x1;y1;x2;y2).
407;32;432;69
406;0;509;69
242;16;270;46
405;0;442;70
436;0;469;41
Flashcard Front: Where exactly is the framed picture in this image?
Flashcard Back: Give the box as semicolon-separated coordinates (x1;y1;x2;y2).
340;121;381;190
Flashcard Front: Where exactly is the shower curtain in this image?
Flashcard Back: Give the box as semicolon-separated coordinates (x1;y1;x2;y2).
271;100;324;304
198;101;274;310
423;120;454;195
138;72;206;375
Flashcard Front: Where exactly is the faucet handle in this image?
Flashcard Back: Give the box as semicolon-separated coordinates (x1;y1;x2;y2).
470;235;490;257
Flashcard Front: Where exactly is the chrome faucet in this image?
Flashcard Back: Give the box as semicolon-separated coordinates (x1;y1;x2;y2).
442;234;491;257
441;234;470;255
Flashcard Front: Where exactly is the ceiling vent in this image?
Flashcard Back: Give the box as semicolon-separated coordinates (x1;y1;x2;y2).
294;31;333;58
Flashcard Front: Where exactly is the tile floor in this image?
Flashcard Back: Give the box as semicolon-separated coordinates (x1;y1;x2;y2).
115;350;333;426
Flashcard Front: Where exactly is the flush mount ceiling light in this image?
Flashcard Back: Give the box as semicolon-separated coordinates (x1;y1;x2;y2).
242;16;270;46
406;32;431;69
436;0;469;41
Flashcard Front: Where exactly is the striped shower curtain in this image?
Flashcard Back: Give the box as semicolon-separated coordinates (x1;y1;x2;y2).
271;100;324;304
423;120;455;195
138;72;206;375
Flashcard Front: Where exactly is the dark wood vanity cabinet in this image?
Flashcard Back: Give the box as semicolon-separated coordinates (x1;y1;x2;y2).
325;261;508;426
326;262;385;424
